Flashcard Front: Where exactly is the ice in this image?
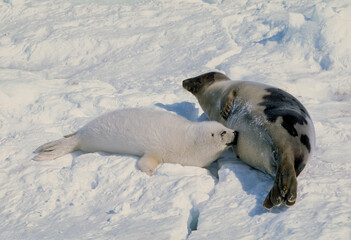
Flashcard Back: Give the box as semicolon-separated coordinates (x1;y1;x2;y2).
0;0;350;239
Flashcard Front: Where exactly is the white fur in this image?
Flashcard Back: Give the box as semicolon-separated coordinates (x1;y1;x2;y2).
35;108;235;175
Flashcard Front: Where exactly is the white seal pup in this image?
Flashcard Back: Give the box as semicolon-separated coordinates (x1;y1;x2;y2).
34;108;237;175
183;72;315;209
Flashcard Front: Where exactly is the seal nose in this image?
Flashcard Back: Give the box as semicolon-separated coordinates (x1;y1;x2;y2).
182;79;195;93
182;79;190;90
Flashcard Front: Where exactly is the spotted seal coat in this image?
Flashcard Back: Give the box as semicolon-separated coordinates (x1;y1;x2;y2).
183;72;315;209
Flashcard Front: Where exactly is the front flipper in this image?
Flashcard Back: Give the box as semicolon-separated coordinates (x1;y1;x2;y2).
220;89;236;121
137;155;160;176
263;151;297;209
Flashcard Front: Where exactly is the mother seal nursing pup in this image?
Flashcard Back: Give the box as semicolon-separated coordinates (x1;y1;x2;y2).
183;72;315;209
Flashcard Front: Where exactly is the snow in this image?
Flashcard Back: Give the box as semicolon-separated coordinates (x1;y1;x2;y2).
0;0;350;239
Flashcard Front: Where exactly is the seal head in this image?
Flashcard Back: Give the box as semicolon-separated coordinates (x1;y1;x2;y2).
182;72;229;95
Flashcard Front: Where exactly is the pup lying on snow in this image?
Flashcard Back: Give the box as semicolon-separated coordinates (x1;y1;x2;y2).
34;108;237;175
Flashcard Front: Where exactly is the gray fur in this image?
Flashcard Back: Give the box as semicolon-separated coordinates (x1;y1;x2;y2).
183;72;316;209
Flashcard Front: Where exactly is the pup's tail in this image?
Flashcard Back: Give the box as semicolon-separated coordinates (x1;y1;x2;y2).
34;133;80;161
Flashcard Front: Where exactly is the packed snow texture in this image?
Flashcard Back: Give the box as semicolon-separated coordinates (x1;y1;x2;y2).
1;0;351;239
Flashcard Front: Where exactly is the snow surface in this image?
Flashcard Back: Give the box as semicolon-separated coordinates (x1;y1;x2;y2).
1;0;351;239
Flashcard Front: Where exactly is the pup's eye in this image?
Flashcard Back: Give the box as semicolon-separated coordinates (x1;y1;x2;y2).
211;133;214;137
220;131;226;137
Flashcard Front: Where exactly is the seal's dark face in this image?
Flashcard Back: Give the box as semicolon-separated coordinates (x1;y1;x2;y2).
182;72;228;95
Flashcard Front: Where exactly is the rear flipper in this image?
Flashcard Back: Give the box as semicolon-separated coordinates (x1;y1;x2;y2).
263;151;297;209
34;133;80;161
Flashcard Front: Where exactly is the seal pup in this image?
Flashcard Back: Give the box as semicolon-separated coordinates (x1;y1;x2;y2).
183;72;315;209
35;108;237;175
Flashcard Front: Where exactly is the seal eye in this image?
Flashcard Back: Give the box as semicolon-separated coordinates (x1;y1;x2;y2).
196;78;202;84
211;133;214;137
220;131;226;137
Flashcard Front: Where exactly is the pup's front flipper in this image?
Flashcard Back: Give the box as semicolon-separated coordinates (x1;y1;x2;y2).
137;155;160;176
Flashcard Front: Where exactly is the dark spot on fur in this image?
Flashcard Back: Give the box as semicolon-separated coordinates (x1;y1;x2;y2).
300;134;311;152
294;155;306;177
259;88;310;137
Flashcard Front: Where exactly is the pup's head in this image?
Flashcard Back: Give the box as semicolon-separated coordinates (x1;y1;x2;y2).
196;121;237;152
